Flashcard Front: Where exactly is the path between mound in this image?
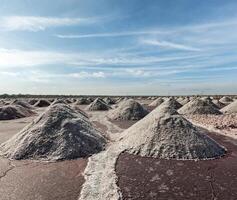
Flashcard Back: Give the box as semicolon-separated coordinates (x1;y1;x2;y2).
79;111;126;200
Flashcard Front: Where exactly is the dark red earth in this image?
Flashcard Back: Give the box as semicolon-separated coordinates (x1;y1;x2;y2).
116;132;237;200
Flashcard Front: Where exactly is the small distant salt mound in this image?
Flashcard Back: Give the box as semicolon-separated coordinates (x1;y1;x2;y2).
34;99;51;107
212;99;225;109
103;97;116;105
149;98;164;107
11;100;33;109
179;97;190;105
0;105;35;120
28;99;38;105
75;98;91;105
86;98;111;111
121;106;226;160
159;98;182;110
51;99;68;105
0;100;6;106
178;99;222;115
0;104;106;160
219;96;233;105
108;99;149;120
221;100;237;114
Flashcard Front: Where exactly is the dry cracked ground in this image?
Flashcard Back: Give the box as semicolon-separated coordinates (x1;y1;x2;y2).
0;100;237;200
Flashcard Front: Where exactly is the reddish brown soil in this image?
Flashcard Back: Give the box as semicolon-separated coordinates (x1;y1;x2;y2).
0;158;87;200
116;132;237;200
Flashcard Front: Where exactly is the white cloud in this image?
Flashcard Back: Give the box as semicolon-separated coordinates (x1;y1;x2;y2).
141;39;201;51
69;71;106;78
0;16;95;31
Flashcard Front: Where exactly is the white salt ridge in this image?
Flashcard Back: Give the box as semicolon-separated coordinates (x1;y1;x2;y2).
0;103;106;160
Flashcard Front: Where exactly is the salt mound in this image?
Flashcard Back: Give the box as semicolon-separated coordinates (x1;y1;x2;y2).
219;96;233;105
103;97;115;105
28;99;38;105
179;97;190;105
149;98;164;107
121;106;226;160
108;99;149;120
212;99;225;109
86;98;111;111
221;100;237;114
51;99;68;105
11;100;33;109
159;98;182;110
75;97;90;105
178;98;222;115
34;99;51;107
0;104;106;160
0;105;35;120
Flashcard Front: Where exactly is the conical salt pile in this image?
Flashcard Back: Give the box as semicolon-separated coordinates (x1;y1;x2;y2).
149;98;164;107
120;105;226;160
74;97;90;105
86;98;111;111
28;99;38;105
108;99;148;120
159;97;182;110
0;105;35;120
212;99;225;109
178;98;222;115
221;100;237;114
11;99;33;109
219;96;233;105
179;97;190;105
0;103;106;160
103;97;116;105
34;99;51;107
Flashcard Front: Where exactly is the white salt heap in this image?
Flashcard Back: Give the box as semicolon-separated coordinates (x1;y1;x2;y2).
219;96;233;105
0;105;35;120
178;98;222;115
108;99;148;120
159;97;182;110
75;98;91;105
221;100;237;114
34;99;51;107
86;98;111;111
0;103;106;160
149;97;164;107
120;105;226;160
11;99;33;109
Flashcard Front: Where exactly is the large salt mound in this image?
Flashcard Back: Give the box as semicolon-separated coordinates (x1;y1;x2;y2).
219;96;233;105
221;100;237;114
34;99;51;107
159;98;182;110
121;106;226;160
0;104;106;160
0;105;35;120
179;97;190;105
149;98;164;107
86;98;111;111
108;99;149;120
178;98;222;115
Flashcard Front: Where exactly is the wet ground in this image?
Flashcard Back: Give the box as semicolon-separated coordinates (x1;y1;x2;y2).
116;132;237;200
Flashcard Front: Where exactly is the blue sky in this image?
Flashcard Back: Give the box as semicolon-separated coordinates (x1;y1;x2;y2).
0;0;237;95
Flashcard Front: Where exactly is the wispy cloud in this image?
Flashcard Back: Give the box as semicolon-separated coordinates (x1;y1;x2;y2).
0;16;96;31
55;30;167;39
140;39;201;51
